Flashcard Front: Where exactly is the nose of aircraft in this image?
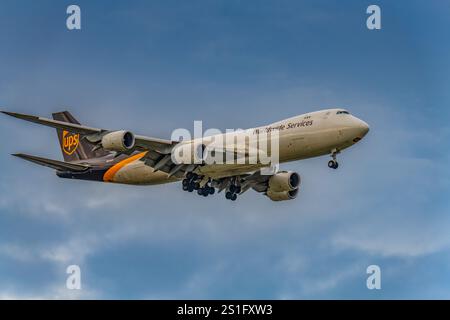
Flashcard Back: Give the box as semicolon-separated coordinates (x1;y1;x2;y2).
356;118;370;137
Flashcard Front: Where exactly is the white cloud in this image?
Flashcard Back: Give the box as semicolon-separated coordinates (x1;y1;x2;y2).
331;217;450;258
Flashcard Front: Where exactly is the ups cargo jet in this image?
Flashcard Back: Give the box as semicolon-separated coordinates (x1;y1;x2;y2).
1;109;369;201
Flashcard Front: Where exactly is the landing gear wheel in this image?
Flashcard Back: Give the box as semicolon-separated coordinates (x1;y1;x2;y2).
182;184;188;191
328;149;340;169
187;184;194;192
328;160;338;169
229;184;236;193
235;186;241;194
208;187;215;195
182;179;189;187
225;191;232;199
231;194;237;201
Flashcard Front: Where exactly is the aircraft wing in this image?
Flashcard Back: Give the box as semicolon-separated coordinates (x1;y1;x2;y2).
1;111;176;153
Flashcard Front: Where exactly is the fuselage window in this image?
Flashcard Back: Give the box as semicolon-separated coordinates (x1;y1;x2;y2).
336;110;350;115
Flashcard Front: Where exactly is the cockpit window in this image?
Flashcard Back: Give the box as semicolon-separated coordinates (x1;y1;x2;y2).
336;110;350;115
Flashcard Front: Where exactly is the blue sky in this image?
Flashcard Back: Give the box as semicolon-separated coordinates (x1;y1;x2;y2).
0;0;449;299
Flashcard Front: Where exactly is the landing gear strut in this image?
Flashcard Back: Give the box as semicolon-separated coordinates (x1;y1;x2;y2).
229;184;241;194
328;149;339;169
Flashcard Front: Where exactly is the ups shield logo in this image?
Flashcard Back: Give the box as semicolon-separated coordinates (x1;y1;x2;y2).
62;130;80;155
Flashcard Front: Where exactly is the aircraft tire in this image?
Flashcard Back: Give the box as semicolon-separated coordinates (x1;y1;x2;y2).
328;160;338;169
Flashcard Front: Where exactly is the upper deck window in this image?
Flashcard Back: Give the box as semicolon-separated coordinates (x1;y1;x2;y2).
336;110;350;115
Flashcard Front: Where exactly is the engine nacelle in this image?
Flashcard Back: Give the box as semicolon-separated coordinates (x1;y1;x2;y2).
171;142;205;165
266;188;299;201
101;130;135;152
268;171;300;192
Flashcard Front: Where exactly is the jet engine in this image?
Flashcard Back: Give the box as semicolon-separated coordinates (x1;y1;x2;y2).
101;130;135;152
266;188;299;201
266;171;300;201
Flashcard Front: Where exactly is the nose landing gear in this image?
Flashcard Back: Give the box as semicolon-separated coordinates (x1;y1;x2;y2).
328;160;338;169
328;149;340;169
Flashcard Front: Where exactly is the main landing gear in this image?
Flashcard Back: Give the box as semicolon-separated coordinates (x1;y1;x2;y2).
225;182;241;201
182;173;241;201
328;149;339;169
197;185;215;197
182;172;216;197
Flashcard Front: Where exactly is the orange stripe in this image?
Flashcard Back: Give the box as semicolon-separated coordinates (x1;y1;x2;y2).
103;152;148;182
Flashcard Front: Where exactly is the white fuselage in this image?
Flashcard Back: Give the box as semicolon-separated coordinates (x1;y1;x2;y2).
110;109;369;184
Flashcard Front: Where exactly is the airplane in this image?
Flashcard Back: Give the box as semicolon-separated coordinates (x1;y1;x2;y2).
1;108;369;201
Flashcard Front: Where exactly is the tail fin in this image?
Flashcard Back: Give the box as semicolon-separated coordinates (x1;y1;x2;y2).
52;111;108;162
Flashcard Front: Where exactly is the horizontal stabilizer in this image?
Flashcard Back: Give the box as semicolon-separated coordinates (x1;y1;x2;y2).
1;110;176;153
1;111;101;135
12;153;89;172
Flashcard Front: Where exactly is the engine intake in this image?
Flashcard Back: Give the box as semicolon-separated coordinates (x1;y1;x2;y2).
268;171;300;192
101;130;135;152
